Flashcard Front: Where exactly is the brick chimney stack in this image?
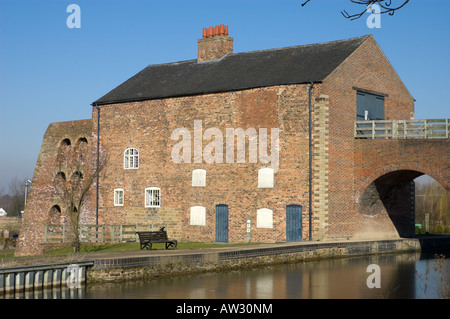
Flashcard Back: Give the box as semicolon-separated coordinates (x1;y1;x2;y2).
197;24;233;62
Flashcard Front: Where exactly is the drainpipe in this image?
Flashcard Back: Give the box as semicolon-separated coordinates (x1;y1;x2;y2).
308;82;314;241
95;104;100;228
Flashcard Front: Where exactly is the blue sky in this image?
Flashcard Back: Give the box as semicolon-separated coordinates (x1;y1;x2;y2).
0;0;449;192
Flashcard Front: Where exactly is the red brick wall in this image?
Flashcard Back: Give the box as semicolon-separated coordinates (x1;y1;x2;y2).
16;120;94;256
320;35;416;239
95;84;315;244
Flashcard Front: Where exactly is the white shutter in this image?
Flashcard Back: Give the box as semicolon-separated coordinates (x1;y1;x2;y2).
257;208;273;228
258;168;274;188
190;206;206;226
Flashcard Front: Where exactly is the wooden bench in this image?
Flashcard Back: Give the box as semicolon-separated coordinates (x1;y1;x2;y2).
136;227;177;250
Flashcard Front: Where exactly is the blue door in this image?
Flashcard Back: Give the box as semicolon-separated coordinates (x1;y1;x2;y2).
286;205;302;242
215;204;229;243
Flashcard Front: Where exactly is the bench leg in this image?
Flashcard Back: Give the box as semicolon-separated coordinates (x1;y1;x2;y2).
140;243;152;250
165;241;177;249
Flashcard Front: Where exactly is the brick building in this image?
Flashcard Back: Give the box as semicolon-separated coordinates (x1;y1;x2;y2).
16;26;416;256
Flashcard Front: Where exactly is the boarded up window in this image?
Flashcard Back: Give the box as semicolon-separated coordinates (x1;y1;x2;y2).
192;169;206;187
190;206;206;226
257;208;273;228
258;168;274;188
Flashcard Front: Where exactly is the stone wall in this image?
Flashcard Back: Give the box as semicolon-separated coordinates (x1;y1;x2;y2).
87;239;421;283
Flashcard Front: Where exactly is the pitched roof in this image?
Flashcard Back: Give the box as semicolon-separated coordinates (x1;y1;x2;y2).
93;35;370;106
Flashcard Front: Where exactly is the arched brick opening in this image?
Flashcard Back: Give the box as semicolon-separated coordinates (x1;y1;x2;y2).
48;205;62;225
358;170;448;238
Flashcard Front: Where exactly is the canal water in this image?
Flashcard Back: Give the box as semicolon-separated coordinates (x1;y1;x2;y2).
85;251;450;299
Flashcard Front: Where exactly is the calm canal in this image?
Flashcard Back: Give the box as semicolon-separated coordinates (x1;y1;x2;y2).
85;251;449;299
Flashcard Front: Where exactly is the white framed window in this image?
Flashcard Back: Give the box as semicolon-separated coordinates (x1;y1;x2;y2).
257;208;273;228
258;168;274;188
192;169;206;187
114;188;124;206
145;187;160;208
190;206;206;226
124;148;139;169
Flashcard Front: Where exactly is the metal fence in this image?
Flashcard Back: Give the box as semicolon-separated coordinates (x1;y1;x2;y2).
355;119;449;139
43;224;165;244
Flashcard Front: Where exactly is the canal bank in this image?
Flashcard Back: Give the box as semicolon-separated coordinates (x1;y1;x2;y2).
86;237;450;283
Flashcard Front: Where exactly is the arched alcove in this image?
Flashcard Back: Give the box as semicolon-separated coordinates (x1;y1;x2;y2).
48;205;62;225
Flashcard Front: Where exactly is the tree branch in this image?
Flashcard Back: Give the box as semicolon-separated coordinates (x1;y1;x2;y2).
301;0;409;20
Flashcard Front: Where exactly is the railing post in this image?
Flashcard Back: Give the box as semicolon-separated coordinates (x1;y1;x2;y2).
371;121;375;139
424;120;427;139
444;118;448;137
44;226;48;243
392;120;397;139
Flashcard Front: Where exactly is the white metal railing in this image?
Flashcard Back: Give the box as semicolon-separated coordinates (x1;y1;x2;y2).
355;119;449;139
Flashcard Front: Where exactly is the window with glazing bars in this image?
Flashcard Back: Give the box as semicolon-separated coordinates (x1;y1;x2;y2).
145;187;160;207
124;148;139;169
114;188;124;206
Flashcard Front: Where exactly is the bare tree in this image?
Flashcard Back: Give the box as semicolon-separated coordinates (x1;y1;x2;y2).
55;140;106;253
301;0;410;20
7;176;30;217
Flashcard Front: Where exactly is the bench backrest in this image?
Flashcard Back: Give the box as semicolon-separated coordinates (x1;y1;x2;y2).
137;230;168;241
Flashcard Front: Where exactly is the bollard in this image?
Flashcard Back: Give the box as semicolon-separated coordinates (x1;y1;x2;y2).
79;266;86;284
5;273;15;293
0;274;4;293
15;272;25;291
53;268;62;287
34;270;44;289
43;270;53;288
25;271;34;290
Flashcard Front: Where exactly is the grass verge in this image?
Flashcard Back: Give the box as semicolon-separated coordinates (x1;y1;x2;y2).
1;241;266;267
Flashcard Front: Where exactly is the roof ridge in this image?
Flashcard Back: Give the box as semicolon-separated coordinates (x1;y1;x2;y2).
226;34;371;58
142;35;371;68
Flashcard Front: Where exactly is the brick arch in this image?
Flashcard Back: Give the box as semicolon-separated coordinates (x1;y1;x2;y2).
357;168;448;238
357;165;449;201
354;72;386;96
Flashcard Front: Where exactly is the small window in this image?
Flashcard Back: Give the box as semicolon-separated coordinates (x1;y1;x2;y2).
124;148;139;169
145;187;160;208
190;206;206;226
114;189;124;206
258;168;274;188
192;169;206;187
257;208;273;228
